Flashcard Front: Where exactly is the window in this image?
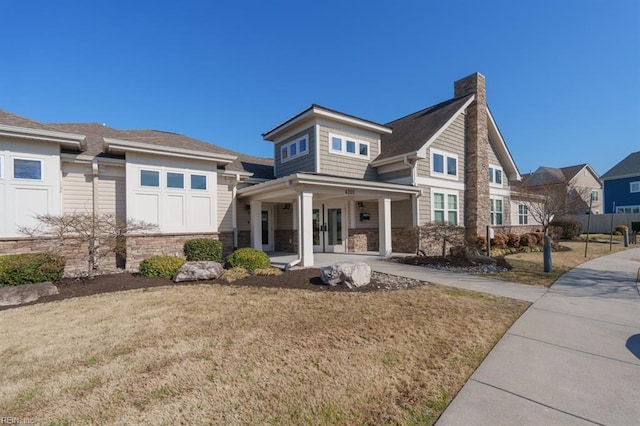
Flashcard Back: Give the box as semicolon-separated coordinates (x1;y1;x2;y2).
489;166;503;186
518;204;528;225
329;133;370;159
617;206;640;213
490;198;503;225
14;158;42;180
433;191;458;225
191;174;207;190
431;150;457;178
281;135;309;163
140;169;160;187
631;181;640;193
591;190;599;201
167;172;184;189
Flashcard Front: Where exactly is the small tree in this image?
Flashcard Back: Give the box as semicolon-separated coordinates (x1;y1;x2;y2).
20;213;155;277
416;222;465;257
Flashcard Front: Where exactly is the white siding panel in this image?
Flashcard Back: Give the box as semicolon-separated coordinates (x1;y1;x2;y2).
191;196;212;228
15;187;50;229
135;193;160;226
166;194;185;227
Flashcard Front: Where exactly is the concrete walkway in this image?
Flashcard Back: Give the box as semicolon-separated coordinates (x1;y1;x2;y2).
437;248;640;425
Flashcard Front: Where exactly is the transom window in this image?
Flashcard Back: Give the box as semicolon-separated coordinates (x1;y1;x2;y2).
490;198;503;225
489;166;503;186
431;150;457;178
329;133;370;159
167;172;184;189
631;181;640;193
191;174;207;190
140;169;160;187
281;135;309;163
14;158;43;180
518;204;528;225
433;191;458;225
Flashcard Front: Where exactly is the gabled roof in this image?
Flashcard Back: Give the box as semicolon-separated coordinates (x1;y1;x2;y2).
601;151;640;180
375;95;473;162
521;163;600;188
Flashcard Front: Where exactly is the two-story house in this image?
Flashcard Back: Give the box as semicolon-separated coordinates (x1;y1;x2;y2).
1;72;527;273
601;151;640;214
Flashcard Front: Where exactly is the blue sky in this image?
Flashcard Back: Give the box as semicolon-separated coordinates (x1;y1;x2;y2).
1;0;638;176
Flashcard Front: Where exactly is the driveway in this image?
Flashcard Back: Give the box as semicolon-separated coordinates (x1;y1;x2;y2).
437;247;640;425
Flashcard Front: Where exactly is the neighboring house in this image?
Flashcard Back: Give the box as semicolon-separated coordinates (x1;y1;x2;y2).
517;164;602;215
1;72;534;273
601;151;640;214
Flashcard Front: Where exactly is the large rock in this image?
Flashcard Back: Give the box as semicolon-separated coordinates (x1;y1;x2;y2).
173;261;224;283
321;261;371;289
0;282;58;307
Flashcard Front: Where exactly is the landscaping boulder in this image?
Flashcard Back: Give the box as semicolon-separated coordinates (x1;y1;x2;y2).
0;282;58;307
173;261;224;283
450;246;497;265
321;261;371;289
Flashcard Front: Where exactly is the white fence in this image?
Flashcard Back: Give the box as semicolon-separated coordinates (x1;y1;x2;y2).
568;213;640;234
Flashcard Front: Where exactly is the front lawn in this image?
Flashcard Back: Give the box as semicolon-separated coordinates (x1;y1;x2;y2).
0;278;527;424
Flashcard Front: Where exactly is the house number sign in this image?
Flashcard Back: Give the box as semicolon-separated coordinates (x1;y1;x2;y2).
345;189;355;195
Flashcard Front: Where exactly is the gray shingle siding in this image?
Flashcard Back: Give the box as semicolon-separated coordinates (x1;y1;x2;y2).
318;124;378;180
417;113;466;178
274;127;315;178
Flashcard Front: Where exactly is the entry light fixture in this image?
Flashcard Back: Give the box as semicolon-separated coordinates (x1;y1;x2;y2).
283;203;291;211
357;201;365;208
245;204;251;212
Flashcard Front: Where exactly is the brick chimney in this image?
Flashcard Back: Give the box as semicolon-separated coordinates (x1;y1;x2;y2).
454;73;490;241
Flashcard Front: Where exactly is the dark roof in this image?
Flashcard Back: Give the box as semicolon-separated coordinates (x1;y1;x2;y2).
560;164;588;181
377;95;473;161
0;109;66;133
601;151;640;180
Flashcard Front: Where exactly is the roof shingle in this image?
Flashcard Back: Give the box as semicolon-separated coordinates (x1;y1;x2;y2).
601;151;640;180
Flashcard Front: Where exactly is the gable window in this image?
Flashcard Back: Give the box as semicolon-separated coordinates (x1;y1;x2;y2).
329;133;370;159
631;182;640;193
490;198;503;225
431;150;457;178
433;191;458;225
14;158;42;180
140;169;160;187
191;174;207;190
167;172;184;189
518;204;528;225
489;166;503;186
281;135;309;163
591;190;599;201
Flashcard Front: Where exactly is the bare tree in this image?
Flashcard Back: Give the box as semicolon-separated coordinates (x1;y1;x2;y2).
20;213;155;277
416;222;465;257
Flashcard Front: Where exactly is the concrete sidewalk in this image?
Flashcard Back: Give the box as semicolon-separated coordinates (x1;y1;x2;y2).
437;248;640;425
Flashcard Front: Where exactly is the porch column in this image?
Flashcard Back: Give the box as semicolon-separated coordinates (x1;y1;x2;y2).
379;197;392;257
411;194;420;227
298;190;314;267
250;200;262;249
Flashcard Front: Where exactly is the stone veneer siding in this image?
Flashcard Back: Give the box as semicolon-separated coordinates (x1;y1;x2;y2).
455;73;490;242
125;233;219;271
275;230;298;252
347;228;416;254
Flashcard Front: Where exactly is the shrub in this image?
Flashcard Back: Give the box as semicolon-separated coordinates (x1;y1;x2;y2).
615;225;628;235
519;233;537;247
491;233;508;249
550;219;583;240
0;253;65;286
183;238;223;262
225;248;271;271
469;236;486;248
138;255;185;278
506;233;520;248
221;267;249;282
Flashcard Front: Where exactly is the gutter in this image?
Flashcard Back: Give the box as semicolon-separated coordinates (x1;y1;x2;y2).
403;154;418;186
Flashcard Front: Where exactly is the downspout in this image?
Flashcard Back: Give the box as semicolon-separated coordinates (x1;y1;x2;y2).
91;159;100;275
231;173;239;250
285;180;302;271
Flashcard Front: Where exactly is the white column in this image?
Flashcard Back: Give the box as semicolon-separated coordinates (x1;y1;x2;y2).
250;200;262;250
412;194;420;227
379;197;392;257
299;191;314;267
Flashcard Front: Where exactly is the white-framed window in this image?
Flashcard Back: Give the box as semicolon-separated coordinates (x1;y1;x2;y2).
490;197;503;225
432;190;458;225
190;174;207;190
518;204;528;225
280;135;309;163
329;133;370;159
431;149;458;178
630;181;640;193
140;169;160;187
489;165;503;186
617;206;640;213
13;157;43;180
166;171;184;189
591;190;599;201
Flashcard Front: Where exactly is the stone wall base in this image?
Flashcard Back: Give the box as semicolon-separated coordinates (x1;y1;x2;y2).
491;225;543;235
125;233;220;271
275;230;298;252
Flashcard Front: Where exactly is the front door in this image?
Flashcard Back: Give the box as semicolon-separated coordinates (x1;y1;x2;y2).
261;208;273;252
312;203;345;253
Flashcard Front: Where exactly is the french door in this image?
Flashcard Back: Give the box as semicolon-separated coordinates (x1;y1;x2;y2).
312;202;345;253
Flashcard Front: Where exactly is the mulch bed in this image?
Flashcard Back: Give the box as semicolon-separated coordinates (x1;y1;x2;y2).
396;255;511;269
0;268;416;311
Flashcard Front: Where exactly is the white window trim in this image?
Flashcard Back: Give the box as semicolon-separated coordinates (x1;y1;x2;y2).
630;181;640;193
140;168;161;188
590;190;599;201
280;135;309;164
490;196;504;225
489;164;503;187
13;157;44;181
328;133;370;160
617;205;640;213
190;173;208;191
431;189;459;225
430;149;458;180
166;170;185;190
518;203;528;225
